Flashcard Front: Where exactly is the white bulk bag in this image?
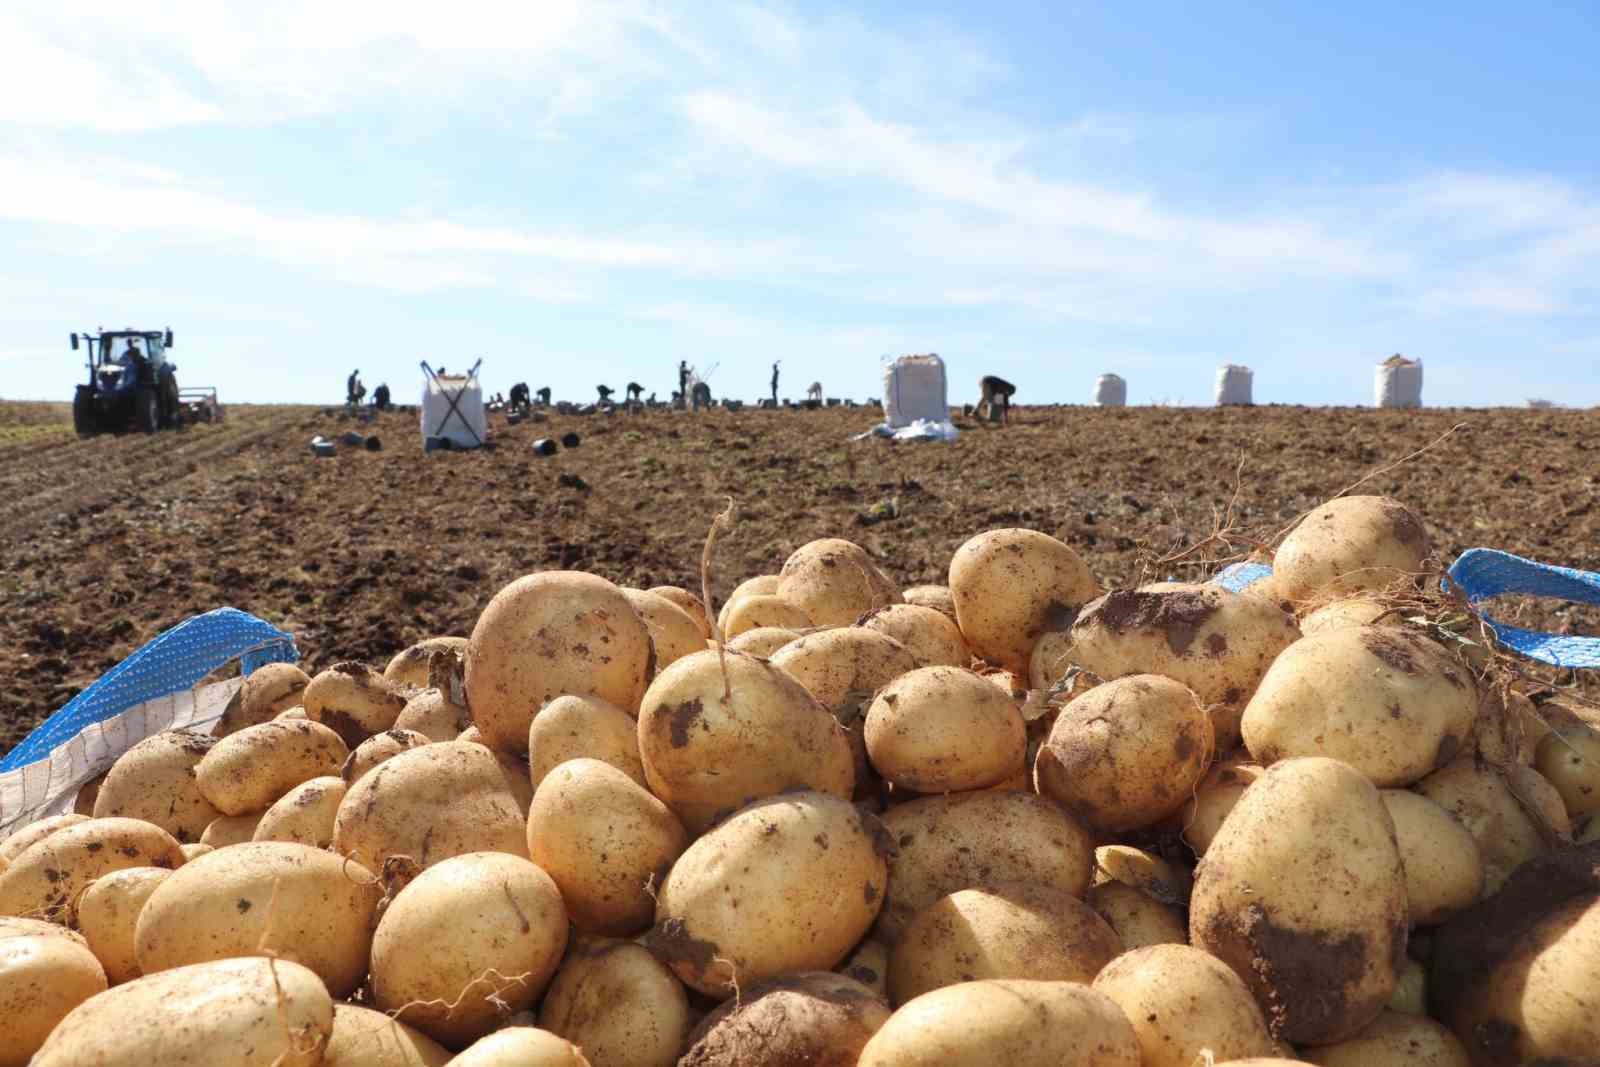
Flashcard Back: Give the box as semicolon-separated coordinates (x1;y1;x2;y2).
1094;374;1127;407
1214;364;1254;406
1375;356;1423;408
882;354;950;428
422;372;487;448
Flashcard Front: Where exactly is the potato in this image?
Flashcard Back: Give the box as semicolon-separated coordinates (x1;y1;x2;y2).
1093;844;1192;904
179;842;212;861
324;1003;452;1067
1417;759;1562;895
539;939;691;1067
723;593;813;637
839;938;890;998
466;571;654;752
1036;674;1213;833
902;583;956;620
1379;790;1483;925
0;916;90;942
645;791;888;997
216;661;310;736
1302;1010;1468;1066
771;627;918;713
1068;583;1300;749
857;979;1139;1067
1092;943;1277;1067
0;931;107;1066
395;651;473;742
384;635;469;689
949;528;1099;674
860;603;972;668
877;791;1094;945
0;813;89;865
76;866;171;983
726;625;801;657
90;730;220;843
1191;757;1406;1045
1298;597;1393;637
527;759;688;936
1182;758;1265;855
372;851;569;1048
648;585;712;637
715;574;781;634
1242;625;1477;786
682;971;891;1066
637;649;854;833
778;538;900;628
1509;761;1572;836
450;1028;591;1066
864;665;1026;793
252;775;347;848
1086;882;1187;950
1028;628;1075;690
0;817;183;924
345;727;433;784
74;773;105;815
529;693;647;788
889;883;1121;1005
277;705;308;720
1535;722;1600;820
200;811;265;847
1272;495;1430;602
135;841;377;996
335;741;527;872
30;956;333;1067
195;719;349;816
304;661;411;747
624;588;707;673
1472;687;1545;767
1388;956;1426;1013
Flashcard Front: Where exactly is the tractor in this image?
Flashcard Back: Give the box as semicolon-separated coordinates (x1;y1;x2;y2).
69;327;183;435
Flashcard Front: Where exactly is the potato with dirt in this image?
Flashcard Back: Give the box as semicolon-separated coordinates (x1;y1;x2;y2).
394;649;472;742
860;603;972;667
771;626;917;713
636;648;854;833
195;718;349;815
681;971;891;1067
323;1003;452;1067
303;661;411;746
199;811;264;847
251;775;346;848
1380;789;1483;925
902;584;956;619
1241;625;1478;786
74;866;171;984
1300;1010;1469;1066
0;930;107;1067
1065;583;1299;749
466;571;654;752
1298;596;1393;637
0;813;88;866
839;938;891;998
948;528;1100;674
344;727;432;784
1091;943;1278;1067
864;664;1026;794
383;635;468;689
644;791;888;998
1535;720;1600;820
215;661;310;736
528;693;647;788
1191;756;1407;1046
624;588;707;673
1271;495;1431;602
726;625;801;656
91;730;221;844
1086;881;1188;950
1181;758;1265;855
777;537;900;627
1035;674;1213;834
715;574;781;634
1417;758;1568;895
723;593;813;637
647;585;711;637
0;817;184;924
538;939;690;1067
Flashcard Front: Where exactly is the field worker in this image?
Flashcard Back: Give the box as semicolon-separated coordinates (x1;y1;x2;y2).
679;360;689;402
771;361;780;405
347;369;361;404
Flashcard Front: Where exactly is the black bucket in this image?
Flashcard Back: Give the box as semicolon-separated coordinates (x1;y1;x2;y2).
532;438;558;457
561;432;581;448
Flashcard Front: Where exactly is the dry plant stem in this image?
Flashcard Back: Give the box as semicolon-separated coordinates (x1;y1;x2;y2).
701;497;736;701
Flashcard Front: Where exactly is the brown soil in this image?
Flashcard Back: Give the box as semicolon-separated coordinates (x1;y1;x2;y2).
3;400;1598;757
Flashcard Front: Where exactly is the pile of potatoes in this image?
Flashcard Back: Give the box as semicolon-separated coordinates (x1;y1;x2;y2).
5;494;1600;1066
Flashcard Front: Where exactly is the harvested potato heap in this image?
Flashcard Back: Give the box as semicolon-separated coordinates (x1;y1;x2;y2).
2;508;1594;1067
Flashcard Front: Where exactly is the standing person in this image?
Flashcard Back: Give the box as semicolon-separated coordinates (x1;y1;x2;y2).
770;361;780;406
347;369;361;405
678;361;689;407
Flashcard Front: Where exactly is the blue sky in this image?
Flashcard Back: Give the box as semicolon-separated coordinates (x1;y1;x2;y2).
3;2;1597;407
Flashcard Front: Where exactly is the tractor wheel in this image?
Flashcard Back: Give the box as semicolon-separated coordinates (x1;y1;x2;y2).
136;388;161;434
73;387;98;436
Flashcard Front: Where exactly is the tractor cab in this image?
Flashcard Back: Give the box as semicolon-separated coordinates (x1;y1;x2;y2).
70;327;181;435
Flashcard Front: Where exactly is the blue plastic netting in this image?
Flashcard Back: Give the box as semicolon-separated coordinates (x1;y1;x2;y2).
1;607;297;772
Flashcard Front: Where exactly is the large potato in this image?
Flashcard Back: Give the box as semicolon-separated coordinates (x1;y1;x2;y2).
1036;674;1213;833
1181;758;1265;855
865;665;1026;793
252;775;347;848
30;957;333;1067
624;588;706;673
75;866;172;984
726;626;801;657
539;939;690;1067
344;727;432;784
324;1003;452;1067
1242;625;1477;786
135;841;378;997
216;661;310;736
648;585;712;637
1417;758;1563;895
466;571;653;752
527;759;688;936
949;528;1099;674
1086;881;1187;951
384;636;469;689
0;813;89;865
777;538;899;627
637;649;854;833
303;662;410;747
451;1029;591;1066
1191;757;1406;1046
195;719;349;816
334;741;529;872
681;971;890;1067
861;603;972;667
93;730;220;843
858;979;1139;1067
1380;790;1482;925
0;817;183;924
1301;1010;1469;1066
372;851;569;1048
644;791;888;998
1092;944;1277;1067
888;882;1121;1005
529;693;647;788
0;932;107;1066
1272;495;1430;602
1068;583;1300;749
877;790;1094;945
